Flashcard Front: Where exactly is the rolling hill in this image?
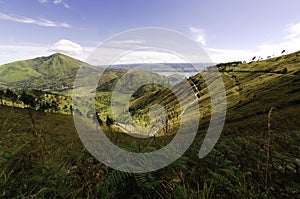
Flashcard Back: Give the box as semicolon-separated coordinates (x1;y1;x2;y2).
128;50;300;135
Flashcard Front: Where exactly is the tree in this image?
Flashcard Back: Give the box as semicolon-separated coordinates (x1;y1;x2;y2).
97;114;103;126
93;112;103;126
51;100;58;112
0;90;4;105
4;88;18;104
106;115;114;127
20;91;36;108
4;88;14;98
281;68;288;74
106;115;114;138
37;101;51;112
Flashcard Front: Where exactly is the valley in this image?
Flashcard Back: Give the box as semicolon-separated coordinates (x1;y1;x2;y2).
0;51;300;198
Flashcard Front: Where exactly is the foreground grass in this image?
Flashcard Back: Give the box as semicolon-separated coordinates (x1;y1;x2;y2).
0;104;299;198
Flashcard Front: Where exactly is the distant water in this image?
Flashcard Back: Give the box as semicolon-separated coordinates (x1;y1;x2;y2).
154;71;198;85
108;63;208;78
157;71;198;78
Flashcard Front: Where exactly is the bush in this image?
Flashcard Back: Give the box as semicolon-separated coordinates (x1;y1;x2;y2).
282;68;288;74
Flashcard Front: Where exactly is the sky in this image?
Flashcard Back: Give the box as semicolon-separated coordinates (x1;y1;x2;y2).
0;0;300;65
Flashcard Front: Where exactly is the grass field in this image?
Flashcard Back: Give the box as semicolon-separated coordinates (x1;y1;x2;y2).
0;51;300;198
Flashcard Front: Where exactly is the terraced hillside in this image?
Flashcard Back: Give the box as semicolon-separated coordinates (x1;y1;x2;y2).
128;50;300;136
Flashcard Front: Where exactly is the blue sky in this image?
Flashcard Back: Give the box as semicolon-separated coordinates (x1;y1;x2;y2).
0;0;300;64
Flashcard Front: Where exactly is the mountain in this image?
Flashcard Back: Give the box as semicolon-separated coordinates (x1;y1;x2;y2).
0;53;96;91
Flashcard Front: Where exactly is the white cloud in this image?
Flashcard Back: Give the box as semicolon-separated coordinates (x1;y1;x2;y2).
109;40;145;45
38;0;69;8
206;48;252;63
39;18;70;27
38;0;48;3
53;0;69;8
53;0;61;4
0;12;70;28
189;27;207;46
114;50;186;65
50;40;83;55
285;22;300;40
84;47;190;66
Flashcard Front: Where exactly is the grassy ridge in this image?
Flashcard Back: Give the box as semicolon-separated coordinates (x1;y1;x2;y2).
128;50;300;135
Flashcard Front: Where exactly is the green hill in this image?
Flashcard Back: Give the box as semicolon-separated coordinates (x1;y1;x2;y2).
97;70;170;93
0;53;96;91
128;50;300;135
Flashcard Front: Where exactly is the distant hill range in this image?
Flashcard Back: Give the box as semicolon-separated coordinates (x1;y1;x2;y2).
108;63;210;72
0;53;209;91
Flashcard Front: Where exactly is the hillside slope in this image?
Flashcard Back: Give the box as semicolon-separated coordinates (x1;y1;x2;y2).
128;50;300;135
